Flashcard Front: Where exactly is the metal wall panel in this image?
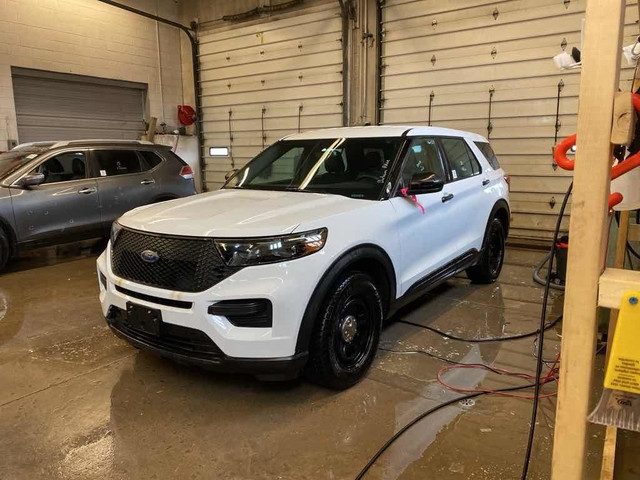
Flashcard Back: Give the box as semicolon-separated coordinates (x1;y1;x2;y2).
380;0;639;239
11;68;146;144
198;1;344;190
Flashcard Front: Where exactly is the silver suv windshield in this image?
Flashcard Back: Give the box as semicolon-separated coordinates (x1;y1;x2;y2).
224;137;402;200
0;147;47;178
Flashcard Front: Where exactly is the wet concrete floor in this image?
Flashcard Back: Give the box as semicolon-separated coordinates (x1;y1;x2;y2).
0;242;637;479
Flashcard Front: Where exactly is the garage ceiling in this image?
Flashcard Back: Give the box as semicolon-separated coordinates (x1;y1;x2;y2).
197;0;344;190
380;0;638;240
11;68;146;144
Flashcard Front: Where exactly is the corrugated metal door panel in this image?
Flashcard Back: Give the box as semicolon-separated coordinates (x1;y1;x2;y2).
12;69;145;143
511;201;572;216
385;1;580;40
199;3;337;44
201;37;340;74
200;14;341;54
384;0;515;20
198;1;343;191
381;0;639;240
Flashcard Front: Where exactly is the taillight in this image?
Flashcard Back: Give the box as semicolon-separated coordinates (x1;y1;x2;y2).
179;165;194;179
504;174;511;191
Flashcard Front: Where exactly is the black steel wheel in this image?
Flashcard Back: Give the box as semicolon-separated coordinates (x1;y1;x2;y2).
466;218;505;284
0;228;10;273
306;272;382;389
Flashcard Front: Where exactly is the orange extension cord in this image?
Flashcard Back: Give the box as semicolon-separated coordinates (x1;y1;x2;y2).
436;353;561;400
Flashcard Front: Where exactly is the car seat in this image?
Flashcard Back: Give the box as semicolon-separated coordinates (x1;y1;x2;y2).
356;151;383;182
313;150;345;185
422;141;444;178
42;157;65;183
72;157;86;180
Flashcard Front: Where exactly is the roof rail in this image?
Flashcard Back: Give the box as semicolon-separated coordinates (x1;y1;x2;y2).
50;139;154;149
11;141;58;151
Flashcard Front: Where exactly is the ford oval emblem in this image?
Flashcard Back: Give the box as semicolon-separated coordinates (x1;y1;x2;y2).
140;249;160;263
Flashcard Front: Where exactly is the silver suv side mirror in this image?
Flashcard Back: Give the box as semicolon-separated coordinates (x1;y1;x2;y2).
225;169;239;181
18;172;45;188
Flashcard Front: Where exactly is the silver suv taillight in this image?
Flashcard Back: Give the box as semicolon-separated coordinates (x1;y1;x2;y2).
180;165;194;179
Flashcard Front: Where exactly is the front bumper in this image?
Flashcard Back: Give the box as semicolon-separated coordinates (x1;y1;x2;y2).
106;305;307;376
97;242;327;370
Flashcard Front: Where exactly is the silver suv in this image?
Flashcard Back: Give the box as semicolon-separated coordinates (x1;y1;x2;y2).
0;139;196;270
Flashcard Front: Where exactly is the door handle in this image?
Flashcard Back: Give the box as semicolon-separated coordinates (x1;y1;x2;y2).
78;187;96;194
482;179;490;186
441;193;454;203
140;179;155;185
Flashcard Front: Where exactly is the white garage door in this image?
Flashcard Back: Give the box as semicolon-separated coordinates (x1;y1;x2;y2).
12;68;146;144
198;0;344;190
380;0;638;240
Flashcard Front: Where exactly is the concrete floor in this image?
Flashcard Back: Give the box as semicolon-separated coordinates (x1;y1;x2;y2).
0;242;637;479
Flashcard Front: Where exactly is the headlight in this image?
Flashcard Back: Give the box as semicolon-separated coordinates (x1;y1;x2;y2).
110;221;123;246
215;228;328;267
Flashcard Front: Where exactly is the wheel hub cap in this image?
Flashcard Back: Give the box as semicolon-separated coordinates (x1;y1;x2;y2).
340;315;358;344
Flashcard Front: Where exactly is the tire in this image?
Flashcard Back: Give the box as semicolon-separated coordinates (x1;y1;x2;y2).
0;228;11;272
151;196;176;204
466;218;506;284
305;272;383;389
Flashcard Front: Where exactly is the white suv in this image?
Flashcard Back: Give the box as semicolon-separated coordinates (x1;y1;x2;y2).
97;126;510;389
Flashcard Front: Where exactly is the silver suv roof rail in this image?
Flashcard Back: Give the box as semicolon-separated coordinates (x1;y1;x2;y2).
11;141;59;150
50;139;154;149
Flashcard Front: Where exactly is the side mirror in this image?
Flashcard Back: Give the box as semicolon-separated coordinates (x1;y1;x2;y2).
18;172;45;188
406;172;444;195
225;169;239;181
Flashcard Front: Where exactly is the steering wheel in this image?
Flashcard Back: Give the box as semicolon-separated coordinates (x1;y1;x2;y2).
355;173;380;184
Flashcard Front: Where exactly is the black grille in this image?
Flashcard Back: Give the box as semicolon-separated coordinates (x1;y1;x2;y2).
111;229;239;292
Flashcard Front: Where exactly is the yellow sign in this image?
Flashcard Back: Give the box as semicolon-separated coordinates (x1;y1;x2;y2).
605;291;640;394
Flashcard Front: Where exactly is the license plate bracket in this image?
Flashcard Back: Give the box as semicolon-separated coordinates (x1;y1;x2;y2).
125;302;162;337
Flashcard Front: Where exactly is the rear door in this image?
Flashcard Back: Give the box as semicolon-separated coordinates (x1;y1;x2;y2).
91;149;159;229
10;149;101;246
437;137;488;253
137;149;188;199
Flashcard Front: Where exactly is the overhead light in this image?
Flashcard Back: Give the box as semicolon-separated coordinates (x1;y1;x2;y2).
209;147;229;156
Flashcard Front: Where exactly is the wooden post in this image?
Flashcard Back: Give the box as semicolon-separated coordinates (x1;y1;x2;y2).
551;1;625;479
146;116;157;142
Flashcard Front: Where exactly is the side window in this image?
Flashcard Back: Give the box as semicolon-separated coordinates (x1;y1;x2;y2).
474;141;500;170
94;150;142;177
399;138;446;188
31;151;87;184
138;150;163;170
440;138;481;180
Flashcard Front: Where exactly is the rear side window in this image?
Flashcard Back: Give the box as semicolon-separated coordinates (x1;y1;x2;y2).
94;150;142;177
167;150;188;166
440;138;481;180
138;150;163;169
474;141;501;170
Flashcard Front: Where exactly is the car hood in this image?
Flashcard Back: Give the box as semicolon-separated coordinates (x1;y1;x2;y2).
119;188;372;237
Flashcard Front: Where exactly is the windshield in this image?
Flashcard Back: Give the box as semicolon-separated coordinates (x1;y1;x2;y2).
0;148;45;178
224;137;402;200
